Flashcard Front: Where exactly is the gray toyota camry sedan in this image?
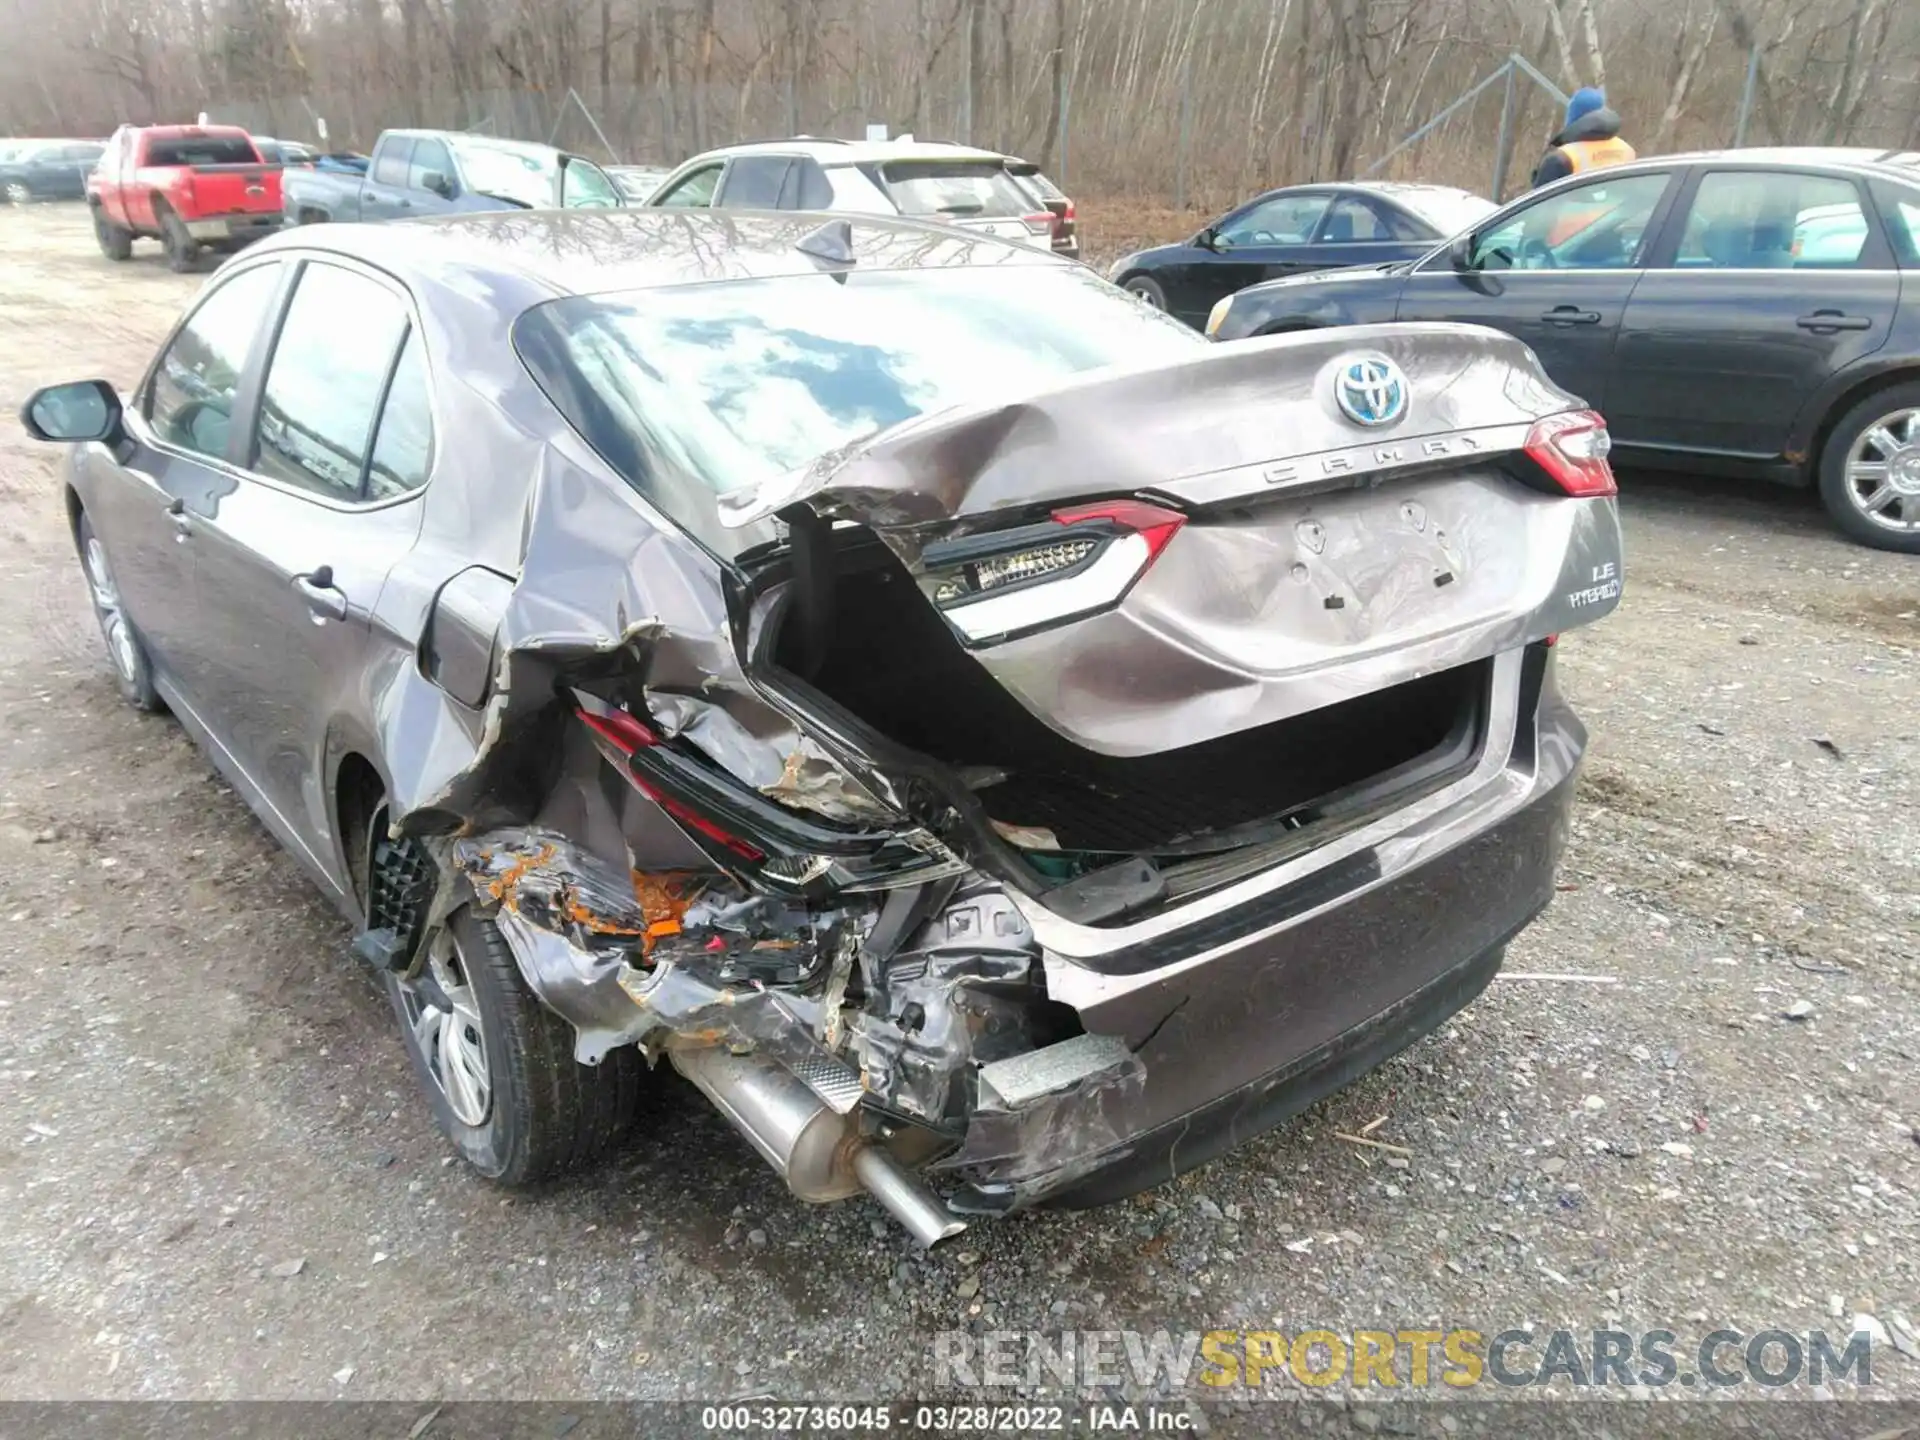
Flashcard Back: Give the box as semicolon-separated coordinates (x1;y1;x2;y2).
21;209;1622;1243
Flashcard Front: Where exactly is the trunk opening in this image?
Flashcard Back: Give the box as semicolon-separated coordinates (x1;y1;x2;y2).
766;531;1488;919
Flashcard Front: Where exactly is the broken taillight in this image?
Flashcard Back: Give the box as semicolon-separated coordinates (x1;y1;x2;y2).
1523;410;1617;498
920;499;1187;646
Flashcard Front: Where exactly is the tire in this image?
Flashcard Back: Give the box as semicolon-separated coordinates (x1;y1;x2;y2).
1815;380;1920;554
4;181;31;206
76;511;162;711
91;206;133;261
1123;275;1169;310
385;892;645;1186
155;202;199;273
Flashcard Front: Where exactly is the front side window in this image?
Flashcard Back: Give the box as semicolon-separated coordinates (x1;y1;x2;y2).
408;137;454;193
146;262;284;461
561;159;622;209
1468;172;1670;271
1216;193;1329;248
1675;171;1874;269
514;265;1205;557
252;264;409;501
716;156;791;209
654;164;722;208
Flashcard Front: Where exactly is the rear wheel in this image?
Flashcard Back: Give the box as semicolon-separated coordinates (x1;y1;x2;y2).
1817;382;1920;554
155;201;199;273
91;206;134;261
363;808;645;1185
77;511;161;711
1123;275;1168;310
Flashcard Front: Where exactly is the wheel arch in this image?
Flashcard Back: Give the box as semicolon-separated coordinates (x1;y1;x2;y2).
1794;360;1920;485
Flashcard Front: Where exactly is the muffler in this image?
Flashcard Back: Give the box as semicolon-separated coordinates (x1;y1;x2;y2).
673;1045;966;1248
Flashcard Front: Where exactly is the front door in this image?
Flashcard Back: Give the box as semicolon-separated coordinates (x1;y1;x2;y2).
89;260;288;702
185;258;432;873
1610;167;1899;459
360;137;415;220
1393;169;1679;414
1163;190;1335;325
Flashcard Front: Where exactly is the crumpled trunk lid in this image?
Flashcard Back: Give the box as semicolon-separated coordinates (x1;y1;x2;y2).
730;323;1623;757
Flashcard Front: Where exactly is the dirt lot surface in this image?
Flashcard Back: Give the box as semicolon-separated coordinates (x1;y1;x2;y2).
1;204;1916;1416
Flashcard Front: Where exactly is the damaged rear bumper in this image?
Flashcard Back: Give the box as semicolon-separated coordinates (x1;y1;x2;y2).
946;645;1582;1209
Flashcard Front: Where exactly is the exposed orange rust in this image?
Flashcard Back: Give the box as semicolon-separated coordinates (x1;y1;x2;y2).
557;888;646;937
481;841;558;902
631;870;705;955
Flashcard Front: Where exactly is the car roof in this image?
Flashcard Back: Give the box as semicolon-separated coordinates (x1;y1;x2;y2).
241;207;1069;307
384;130;567;161
676;136;1019;168
130;124;251;138
1568;145;1920;183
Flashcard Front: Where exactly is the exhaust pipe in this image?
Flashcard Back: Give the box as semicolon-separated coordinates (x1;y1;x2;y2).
673;1046;966;1248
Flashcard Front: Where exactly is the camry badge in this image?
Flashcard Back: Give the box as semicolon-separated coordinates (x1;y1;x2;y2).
1333;356;1407;428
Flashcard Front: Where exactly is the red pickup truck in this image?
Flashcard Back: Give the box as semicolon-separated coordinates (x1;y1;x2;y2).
88;124;283;271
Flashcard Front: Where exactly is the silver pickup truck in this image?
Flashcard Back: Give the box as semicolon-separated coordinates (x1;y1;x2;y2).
283;128;624;223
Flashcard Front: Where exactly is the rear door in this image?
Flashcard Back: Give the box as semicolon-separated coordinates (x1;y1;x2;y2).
1295;192;1432;270
186;258;432;869
1393;168;1679;414
95;261;289;703
1609;166;1899;460
360;136;414;220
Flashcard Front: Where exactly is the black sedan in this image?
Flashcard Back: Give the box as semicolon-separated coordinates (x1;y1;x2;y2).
1;140;105;203
1210;147;1920;553
1107;181;1495;328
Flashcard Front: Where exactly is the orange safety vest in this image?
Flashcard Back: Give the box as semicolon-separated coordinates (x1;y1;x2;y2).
1546;136;1639;245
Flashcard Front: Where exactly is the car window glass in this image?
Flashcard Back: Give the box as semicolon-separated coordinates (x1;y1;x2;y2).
1469;172;1669;271
718;156;791;208
146;262;284;462
1675;171;1871;269
656;164;721;207
366;329;433;499
561;159;622;208
373;138;412;187
408;137;453;192
146;134;259;166
1319;196;1391;243
776;157;834;209
1216;193;1330;248
1875;189;1920;267
252;264;408;502
878;161;1036;219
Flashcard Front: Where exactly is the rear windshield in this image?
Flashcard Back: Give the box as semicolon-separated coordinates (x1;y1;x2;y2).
515;265;1203;558
147;135;259;166
878;161;1039;219
1395;189;1497;237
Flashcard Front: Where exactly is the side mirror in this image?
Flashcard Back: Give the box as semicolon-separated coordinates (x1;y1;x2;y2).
1449;234;1474;271
421;170;454;198
1193;226;1219;252
20;380;122;444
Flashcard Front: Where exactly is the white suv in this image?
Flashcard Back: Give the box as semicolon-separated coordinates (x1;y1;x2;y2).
644;136;1062;248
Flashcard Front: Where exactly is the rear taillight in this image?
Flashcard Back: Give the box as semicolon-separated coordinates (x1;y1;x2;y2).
576;701;764;861
1524;410;1617;498
921;499;1187;645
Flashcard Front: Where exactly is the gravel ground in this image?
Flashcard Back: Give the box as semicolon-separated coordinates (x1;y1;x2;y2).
0;203;1915;1417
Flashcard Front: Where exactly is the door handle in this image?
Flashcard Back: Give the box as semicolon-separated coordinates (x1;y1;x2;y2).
165;496;192;539
294;565;349;623
1542;306;1603;325
1796;311;1872;332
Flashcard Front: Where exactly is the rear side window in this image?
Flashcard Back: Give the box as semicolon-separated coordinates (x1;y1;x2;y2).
146;134;259;167
1871;181;1920;267
878;161;1036;219
1675;171;1877;269
366;331;434;499
252;263;410;502
1318;196;1391;243
777;157;833;209
373;138;413;187
717;157;791;208
146;262;284;462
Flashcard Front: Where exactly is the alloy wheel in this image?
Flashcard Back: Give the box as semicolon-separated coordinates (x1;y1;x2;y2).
1843;407;1920;535
1127;281;1165;310
401;931;493;1127
84;537;140;683
4;183;29;205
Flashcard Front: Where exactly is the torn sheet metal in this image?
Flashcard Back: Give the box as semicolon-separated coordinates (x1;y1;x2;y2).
647;691;897;826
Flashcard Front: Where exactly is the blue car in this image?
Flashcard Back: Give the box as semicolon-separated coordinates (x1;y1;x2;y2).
1107;181;1495;329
